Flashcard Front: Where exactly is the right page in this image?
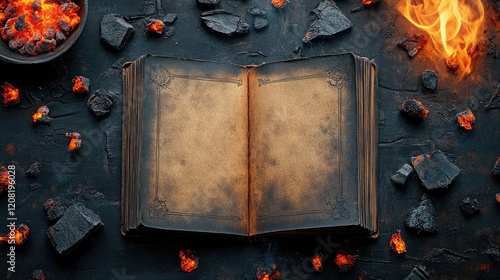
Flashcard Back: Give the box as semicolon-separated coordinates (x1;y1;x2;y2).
248;54;367;236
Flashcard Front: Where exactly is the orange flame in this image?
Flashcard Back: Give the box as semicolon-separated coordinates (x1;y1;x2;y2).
0;0;81;55
257;264;280;280
0;224;29;245
334;253;358;273
72;76;88;93
397;0;485;79
2;82;20;106
179;250;198;273
362;0;378;5
31;105;49;123
272;0;288;8
456;108;475;130
0;165;8;191
389;230;407;254
146;19;165;35
65;132;82;151
311;255;323;272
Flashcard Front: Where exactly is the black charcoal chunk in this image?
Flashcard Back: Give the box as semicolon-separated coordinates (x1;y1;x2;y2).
31;269;45;280
485;248;500;265
403;265;431;280
200;10;249;36
401;99;429;119
485;83;500;110
163;13;177;24
492;156;500;175
248;7;266;16
164;27;175;37
390;163;413;185
404;193;438;233
411;150;460;190
253;16;268;30
100;13;135;51
421;69;438;91
46;203;103;256
398;34;429;57
197;0;220;8
302;0;352;43
25;161;41;177
87;89;116;118
460;197;480;217
44;197;70;222
492;0;500;13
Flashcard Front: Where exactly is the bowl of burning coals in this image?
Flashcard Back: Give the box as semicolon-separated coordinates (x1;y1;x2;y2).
0;0;88;64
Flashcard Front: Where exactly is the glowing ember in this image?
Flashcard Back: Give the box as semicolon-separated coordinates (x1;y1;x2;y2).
334;253;358;273
397;0;485;79
72;76;89;94
456;108;475;130
496;193;500;204
257;264;280;280
401;99;429;119
389;230;407;254
271;0;288;8
2;82;20;106
32;105;51;123
179;250;198;273
0;165;9;192
362;0;379;5
311;255;323;272
0;223;29;245
146;19;165;35
65;132;82;151
0;0;81;56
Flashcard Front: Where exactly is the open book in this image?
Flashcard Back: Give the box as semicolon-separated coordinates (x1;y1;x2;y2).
121;53;378;237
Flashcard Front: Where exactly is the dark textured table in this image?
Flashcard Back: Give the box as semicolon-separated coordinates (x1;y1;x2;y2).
1;0;500;279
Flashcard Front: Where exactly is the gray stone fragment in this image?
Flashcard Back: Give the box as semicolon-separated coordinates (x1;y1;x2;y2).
25;161;41;177
460;197;480;217
163;13;177;24
100;14;135;51
421;69;438;91
87;89;116;118
200;10;249;36
164;27;175;37
44;197;70;222
46;203;103;256
404;193;438;233
411;150;460;190
390;163;413;185
198;0;220;7
403;265;431;280
253;16;268;30
248;7;266;16
302;0;352;43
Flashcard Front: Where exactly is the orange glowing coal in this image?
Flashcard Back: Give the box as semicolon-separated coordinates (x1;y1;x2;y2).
272;0;288;8
311;255;323;272
72;76;89;94
257;264;280;280
179;250;198;273
32;105;50;123
334;253;358;273
0;165;8;191
389;230;407;254
456;108;475;130
0;223;29;245
496;193;500;204
362;0;379;5
65;132;82;151
0;0;81;56
2;82;20;106
146;19;165;35
397;0;485;79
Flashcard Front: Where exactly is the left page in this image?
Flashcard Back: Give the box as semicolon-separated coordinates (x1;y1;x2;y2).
124;55;249;235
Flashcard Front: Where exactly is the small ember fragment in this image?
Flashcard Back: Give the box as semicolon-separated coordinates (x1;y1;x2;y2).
44;197;70;222
403;265;431;280
257;263;280;280
66;132;82;151
496;193;500;204
72;76;90;94
446;56;459;72
46;203;104;256
0;223;30;245
87;89;116;118
398;34;429;57
200;10;249;36
389;230;407;254
31;269;45;280
272;0;289;8
485;83;500;110
334;253;358;273
25;161;41;177
460;197;480;217
302;0;352;43
100;13;135;51
456;108;475;130
179;250;199;273
362;0;379;5
421;69;438;92
0;165;9;192
146;18;165;35
404;193;438;234
390;163;413;185
2;82;20;106
31;105;52;124
311;255;323;272
401;99;429;119
411;150;461;190
491;156;500;175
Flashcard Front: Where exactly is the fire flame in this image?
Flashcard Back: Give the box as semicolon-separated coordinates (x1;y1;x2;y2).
146;19;165;35
0;0;81;55
311;255;323;272
0;165;8;191
2;82;20;106
72;76;88;93
397;0;485;78
0;223;29;245
389;230;407;254
257;264;280;280
31;105;49;123
271;0;288;8
65;132;82;151
334;253;358;273
179;250;198;273
456;108;475;130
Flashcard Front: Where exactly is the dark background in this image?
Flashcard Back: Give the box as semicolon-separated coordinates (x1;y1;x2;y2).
0;0;499;279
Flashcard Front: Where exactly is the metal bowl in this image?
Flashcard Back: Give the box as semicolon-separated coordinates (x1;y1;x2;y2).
0;0;88;64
